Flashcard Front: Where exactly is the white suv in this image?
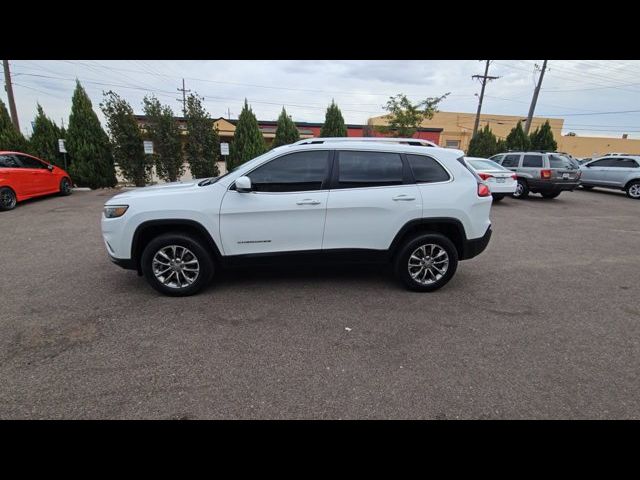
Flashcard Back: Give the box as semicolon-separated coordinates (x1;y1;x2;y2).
101;138;493;296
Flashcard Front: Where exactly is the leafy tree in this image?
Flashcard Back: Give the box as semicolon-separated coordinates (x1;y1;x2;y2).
0;99;30;152
184;93;220;178
467;124;498;157
320;100;347;137
229;99;265;169
529;120;557;151
66;81;116;188
505;121;531;151
100;90;150;187
30;104;65;168
376;93;449;138
142;95;184;182
271;107;300;148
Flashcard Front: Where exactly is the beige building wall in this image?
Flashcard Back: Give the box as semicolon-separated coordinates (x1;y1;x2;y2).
557;135;640;158
115;161;228;185
369;111;564;152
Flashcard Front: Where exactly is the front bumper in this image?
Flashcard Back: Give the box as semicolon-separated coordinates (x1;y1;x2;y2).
461;225;492;260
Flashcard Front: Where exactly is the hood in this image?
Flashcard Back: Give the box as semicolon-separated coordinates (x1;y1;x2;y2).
106;180;200;203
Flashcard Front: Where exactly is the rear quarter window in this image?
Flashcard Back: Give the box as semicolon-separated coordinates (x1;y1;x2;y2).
406;154;450;183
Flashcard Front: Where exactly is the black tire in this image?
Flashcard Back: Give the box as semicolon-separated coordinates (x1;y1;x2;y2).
541;192;560;199
394;233;459;292
140;232;215;296
0;187;17;211
492;194;505;202
59;177;72;196
626;180;640;199
581;185;594;190
512;179;529;199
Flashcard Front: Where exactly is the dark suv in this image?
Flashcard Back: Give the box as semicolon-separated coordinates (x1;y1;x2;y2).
488;151;581;199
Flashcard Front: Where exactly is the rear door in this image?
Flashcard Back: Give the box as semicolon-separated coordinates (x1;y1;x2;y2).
605;158;639;186
0;154;26;195
322;150;421;250
521;154;544;180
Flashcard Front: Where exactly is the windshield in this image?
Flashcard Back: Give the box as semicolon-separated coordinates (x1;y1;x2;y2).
467;159;508;171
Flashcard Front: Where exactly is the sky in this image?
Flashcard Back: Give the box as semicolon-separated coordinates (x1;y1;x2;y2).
4;60;640;139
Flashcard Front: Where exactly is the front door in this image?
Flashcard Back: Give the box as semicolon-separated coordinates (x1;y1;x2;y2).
322;150;421;251
14;154;49;194
581;158;613;185
605;158;639;187
219;150;331;256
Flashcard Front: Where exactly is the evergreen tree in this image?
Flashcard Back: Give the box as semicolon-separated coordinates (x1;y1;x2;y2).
496;138;507;153
505;121;531;151
66;81;116;188
529;120;557;151
229;99;265;169
142;95;184;182
101;91;150;187
184;93;220;179
271;107;300;148
320;100;347;137
0;99;30;152
30;104;65;167
467;124;498;158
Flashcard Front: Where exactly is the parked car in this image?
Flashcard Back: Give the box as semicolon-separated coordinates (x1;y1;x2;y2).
0;151;73;211
102;137;493;296
488;151;581;199
579;155;640;199
465;157;517;202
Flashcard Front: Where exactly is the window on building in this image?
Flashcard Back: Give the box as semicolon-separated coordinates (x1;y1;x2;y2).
406;154;450;183
337;151;403;188
445;140;460;148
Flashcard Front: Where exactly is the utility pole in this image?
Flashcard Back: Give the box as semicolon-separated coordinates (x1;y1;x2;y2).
2;60;20;131
177;78;191;117
524;60;548;135
472;60;499;137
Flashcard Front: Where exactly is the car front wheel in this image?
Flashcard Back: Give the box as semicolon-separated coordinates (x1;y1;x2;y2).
395;233;459;292
512;179;529;199
141;232;215;296
59;177;72;196
0;187;17;211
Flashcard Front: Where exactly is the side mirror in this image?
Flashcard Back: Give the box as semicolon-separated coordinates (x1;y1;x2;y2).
235;176;252;192
47;164;54;171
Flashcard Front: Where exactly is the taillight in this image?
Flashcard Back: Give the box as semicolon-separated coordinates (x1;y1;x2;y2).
541;169;552;179
478;183;491;197
478;173;492;181
511;173;517;180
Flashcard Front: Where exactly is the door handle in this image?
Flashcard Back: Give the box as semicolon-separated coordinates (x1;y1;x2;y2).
296;199;321;205
392;195;416;201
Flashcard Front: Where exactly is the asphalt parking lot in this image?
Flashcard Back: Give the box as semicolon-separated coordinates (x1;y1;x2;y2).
1;187;639;419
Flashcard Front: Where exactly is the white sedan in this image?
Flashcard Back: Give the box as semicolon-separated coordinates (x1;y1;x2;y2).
465;157;517;202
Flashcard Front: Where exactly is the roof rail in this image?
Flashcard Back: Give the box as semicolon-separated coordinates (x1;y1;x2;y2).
292;137;438;147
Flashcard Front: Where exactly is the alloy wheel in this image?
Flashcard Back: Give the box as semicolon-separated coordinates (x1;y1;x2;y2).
407;244;449;285
152;245;200;289
629;184;640;198
0;189;16;210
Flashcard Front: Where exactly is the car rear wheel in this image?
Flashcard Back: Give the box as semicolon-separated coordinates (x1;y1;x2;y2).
512;179;529;199
0;187;17;211
541;192;560;199
141;232;215;296
394;233;458;292
59;177;72;196
626;181;640;199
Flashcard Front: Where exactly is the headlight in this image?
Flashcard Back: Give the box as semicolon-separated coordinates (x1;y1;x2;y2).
103;205;129;218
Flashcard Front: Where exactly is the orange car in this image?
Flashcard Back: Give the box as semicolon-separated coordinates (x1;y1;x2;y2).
0;151;73;211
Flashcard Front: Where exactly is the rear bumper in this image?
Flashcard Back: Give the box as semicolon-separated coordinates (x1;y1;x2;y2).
528;179;580;192
461;225;492;260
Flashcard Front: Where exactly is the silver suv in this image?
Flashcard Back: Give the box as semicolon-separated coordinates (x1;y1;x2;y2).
579;156;640;199
488;151;581;199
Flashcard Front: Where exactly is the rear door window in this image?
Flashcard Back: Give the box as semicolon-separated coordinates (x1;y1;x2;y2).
0;155;20;168
336;151;404;188
502;154;521;167
522;155;543;168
